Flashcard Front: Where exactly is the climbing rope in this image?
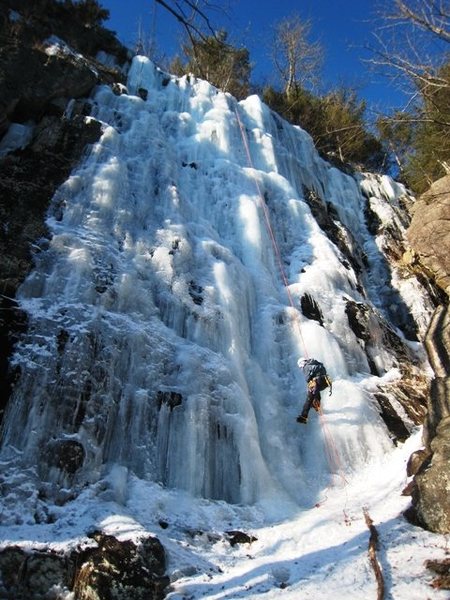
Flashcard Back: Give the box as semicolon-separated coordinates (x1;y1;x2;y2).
235;105;348;492
316;405;349;519
318;406;347;484
234;107;308;358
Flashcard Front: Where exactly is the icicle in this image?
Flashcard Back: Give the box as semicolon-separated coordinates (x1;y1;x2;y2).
0;56;433;513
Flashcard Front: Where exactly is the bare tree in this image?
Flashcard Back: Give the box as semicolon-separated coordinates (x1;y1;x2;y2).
368;2;450;191
393;0;450;43
369;0;449;104
135;15;157;57
271;15;323;100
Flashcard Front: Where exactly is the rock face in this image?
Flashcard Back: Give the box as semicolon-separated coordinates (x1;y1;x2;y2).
0;0;128;134
73;532;169;600
0;0;128;420
407;175;450;295
0;5;172;597
405;175;450;533
0;532;169;600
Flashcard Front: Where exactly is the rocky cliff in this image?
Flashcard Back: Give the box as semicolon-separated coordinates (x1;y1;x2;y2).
405;174;450;533
0;0;128;418
0;3;171;597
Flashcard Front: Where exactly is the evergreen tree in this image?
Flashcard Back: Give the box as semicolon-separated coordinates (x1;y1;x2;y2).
405;60;450;192
170;31;251;100
317;89;384;169
262;85;384;171
377;60;449;193
67;0;109;26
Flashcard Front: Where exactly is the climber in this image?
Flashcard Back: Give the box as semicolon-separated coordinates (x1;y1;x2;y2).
296;358;332;424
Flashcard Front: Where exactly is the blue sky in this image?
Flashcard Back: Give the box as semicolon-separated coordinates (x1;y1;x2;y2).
101;0;404;115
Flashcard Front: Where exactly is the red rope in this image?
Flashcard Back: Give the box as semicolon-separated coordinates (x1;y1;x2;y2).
234;108;308;358
319;407;348;485
235;107;348;490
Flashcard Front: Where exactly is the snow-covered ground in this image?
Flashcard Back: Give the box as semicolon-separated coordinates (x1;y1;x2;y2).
1;430;447;598
139;429;449;599
0;56;446;598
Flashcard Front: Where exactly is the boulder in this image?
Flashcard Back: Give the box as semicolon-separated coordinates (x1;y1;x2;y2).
0;546;71;599
45;439;85;474
407;175;450;295
406;306;450;533
73;532;169;600
425;558;450;590
0;533;169;600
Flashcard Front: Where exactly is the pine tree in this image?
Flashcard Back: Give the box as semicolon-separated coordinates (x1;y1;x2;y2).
262;85;384;171
406;61;450;192
170;31;251;100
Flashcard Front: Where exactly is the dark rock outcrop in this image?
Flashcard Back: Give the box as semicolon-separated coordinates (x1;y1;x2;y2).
0;532;169;600
373;392;411;443
404;175;450;534
225;530;258;547
302;185;366;278
156;390;183;411
0;0;129;424
0;0;128;134
300;293;324;325
73;532;169;600
44;438;85;475
425;558;450;591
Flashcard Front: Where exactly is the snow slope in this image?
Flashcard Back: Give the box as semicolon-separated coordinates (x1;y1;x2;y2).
0;56;446;598
0;431;447;598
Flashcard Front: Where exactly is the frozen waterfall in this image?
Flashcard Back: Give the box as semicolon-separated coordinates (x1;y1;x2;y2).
0;57;433;510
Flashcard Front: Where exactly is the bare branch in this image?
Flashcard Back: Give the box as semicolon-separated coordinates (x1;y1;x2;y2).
366;0;449;102
154;0;219;41
394;0;450;43
363;508;385;600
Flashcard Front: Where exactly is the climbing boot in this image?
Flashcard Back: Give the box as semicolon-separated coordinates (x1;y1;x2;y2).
296;415;308;424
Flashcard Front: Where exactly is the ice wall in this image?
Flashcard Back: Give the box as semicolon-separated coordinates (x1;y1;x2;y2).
0;57;434;508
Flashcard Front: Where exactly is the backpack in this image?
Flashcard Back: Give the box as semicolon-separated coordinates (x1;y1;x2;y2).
304;359;327;380
303;360;332;394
